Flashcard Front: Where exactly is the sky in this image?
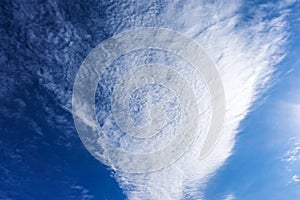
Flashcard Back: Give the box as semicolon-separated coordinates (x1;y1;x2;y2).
205;67;300;199
205;3;300;198
0;0;299;199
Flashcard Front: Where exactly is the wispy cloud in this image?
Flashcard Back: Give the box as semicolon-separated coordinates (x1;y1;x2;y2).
224;194;235;200
111;0;290;199
284;137;300;185
15;0;290;198
292;175;300;183
70;185;95;200
284;139;300;163
0;0;294;198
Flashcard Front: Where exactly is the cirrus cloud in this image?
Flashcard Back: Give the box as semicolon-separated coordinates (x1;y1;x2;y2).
108;0;290;199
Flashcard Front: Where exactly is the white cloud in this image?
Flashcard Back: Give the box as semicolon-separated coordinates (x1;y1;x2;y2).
283;137;300;186
278;0;297;9
284;139;300;163
112;0;290;199
292;175;300;182
224;194;235;200
70;185;95;200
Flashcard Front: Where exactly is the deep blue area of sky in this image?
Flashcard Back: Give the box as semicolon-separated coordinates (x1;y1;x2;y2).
0;0;299;199
0;0;128;199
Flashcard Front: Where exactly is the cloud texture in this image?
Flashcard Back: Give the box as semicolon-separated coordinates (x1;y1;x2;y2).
0;0;291;199
106;0;290;199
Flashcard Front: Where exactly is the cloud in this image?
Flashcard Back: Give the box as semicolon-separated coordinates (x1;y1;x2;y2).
278;0;297;9
109;0;290;199
3;0;288;198
292;175;300;183
284;138;300;185
0;0;293;198
70;185;95;200
284;139;300;163
26;0;290;198
224;194;235;200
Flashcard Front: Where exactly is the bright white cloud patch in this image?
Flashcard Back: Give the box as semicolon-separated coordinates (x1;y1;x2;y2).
110;1;290;199
292;175;300;183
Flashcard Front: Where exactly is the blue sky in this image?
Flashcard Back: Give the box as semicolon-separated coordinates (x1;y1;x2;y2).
205;67;300;199
0;0;299;199
205;3;300;198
